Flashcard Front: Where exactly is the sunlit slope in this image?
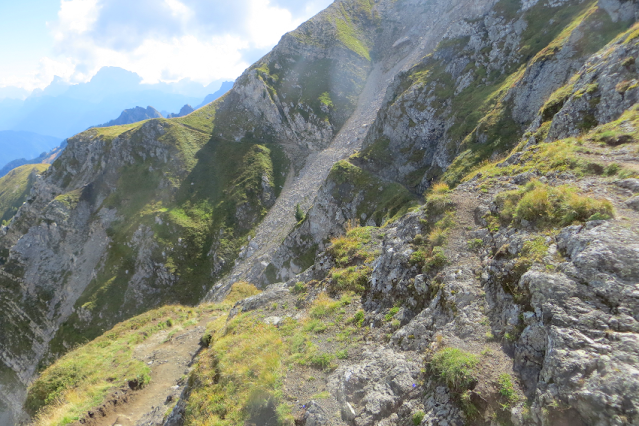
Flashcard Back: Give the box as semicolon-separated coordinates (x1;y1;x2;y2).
0;164;49;226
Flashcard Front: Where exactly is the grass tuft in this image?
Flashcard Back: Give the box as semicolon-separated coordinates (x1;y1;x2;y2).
496;180;614;227
428;347;479;391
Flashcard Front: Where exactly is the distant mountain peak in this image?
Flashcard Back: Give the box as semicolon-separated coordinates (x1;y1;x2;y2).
167;104;194;118
94;106;163;128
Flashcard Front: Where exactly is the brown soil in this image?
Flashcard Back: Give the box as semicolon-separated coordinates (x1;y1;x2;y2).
73;317;215;426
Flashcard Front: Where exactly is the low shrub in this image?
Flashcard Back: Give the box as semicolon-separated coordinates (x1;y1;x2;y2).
336;349;348;359
303;319;327;334
425;193;454;216
498;373;519;407
225;281;261;303
290;281;306;295
351;310;365;327
409;247;448;273
309;293;341;319
309;353;335;370
467;238;483;250
413;410;425;425
384;306;400;321
428;347;479;391
431;182;451;194
496;180;614;227
295;203;306;222
329;266;371;294
328;226;374;266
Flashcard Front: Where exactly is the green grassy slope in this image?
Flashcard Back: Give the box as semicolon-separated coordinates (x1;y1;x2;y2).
38;0;384;362
0;164;49;226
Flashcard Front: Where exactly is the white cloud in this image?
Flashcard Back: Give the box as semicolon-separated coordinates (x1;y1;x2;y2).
111;34;251;84
2;0;334;91
0;57;76;92
54;0;101;36
164;0;193;20
245;0;302;49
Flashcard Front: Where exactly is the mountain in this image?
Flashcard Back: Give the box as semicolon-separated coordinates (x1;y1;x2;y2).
0;142;67;179
94;106;163;127
0;69;230;139
0;131;61;170
195;80;235;108
166;104;195;118
1;0;639;425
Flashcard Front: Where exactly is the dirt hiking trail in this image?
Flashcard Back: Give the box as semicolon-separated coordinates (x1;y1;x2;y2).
75;317;215;426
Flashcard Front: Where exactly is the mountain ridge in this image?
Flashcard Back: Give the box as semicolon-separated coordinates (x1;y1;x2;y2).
0;69;231;139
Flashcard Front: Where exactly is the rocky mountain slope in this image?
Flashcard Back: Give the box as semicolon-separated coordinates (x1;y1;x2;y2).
0;165;50;226
94;107;163;128
1;0;638;425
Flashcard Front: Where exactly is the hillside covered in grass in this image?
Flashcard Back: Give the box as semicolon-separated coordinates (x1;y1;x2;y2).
0;164;49;226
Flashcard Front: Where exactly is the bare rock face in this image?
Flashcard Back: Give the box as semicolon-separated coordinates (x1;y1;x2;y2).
518;223;639;425
329;347;426;426
546;32;639;140
357;0;638;191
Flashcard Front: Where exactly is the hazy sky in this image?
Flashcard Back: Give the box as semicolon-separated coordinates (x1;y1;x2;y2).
0;0;333;92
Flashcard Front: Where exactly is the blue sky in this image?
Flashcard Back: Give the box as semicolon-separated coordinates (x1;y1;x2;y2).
0;0;333;94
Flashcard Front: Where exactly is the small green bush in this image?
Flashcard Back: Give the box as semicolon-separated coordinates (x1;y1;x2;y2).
587;212;611;221
290;282;306;294
497;180;614;227
429;347;479;390
330;266;371;294
310;294;341;319
425;193;454;216
295;203;306;222
410;247;448;273
309;353;335;370
498;373;519;407
336;349;348;359
425;247;448;271
428;227;448;246
409;249;427;266
413;410;425;425
303;319;327;334
290;333;308;354
384;306;400;321
604;163;621;176
200;332;213;348
467;239;483;250
352;310;365;327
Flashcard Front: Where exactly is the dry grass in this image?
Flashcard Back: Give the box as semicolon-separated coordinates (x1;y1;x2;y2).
496;180;614;227
28;305;210;426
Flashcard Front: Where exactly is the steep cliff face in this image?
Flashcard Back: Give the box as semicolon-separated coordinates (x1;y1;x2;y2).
357;0;636;191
